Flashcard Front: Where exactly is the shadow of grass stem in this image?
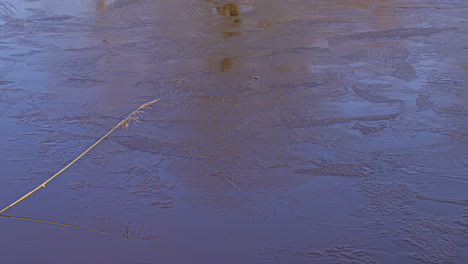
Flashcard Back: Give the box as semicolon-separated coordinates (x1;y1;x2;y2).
0;214;159;240
0;99;160;214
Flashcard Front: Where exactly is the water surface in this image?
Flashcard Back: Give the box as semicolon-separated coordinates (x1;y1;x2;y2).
1;0;467;263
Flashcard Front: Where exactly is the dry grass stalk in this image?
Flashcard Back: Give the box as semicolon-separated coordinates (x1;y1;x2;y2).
0;99;160;214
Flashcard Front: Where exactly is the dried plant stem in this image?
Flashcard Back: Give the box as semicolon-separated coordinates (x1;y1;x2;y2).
0;214;158;240
0;99;160;214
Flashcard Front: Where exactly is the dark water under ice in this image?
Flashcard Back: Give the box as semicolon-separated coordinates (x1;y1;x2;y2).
1;0;467;263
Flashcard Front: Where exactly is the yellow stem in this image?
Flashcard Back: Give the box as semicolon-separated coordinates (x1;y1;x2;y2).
0;99;160;214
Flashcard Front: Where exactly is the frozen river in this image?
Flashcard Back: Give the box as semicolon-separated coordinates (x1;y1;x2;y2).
1;0;467;263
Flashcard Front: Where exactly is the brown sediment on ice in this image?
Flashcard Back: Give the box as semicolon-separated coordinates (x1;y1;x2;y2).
360;183;413;215
134;181;175;208
343;27;457;40
416;194;468;206
436;104;468;117
209;170;241;191
443;130;468;142
351;122;386;135
404;219;455;264
416;94;433;111
295;162;368;177
283;113;399;128
352;86;400;103
0;80;14;85
376;45;410;64
263;245;379;264
58;77;105;86
0;1;15;16
391;61;416;81
339;49;369;62
67;180;92;190
110;135;197;158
